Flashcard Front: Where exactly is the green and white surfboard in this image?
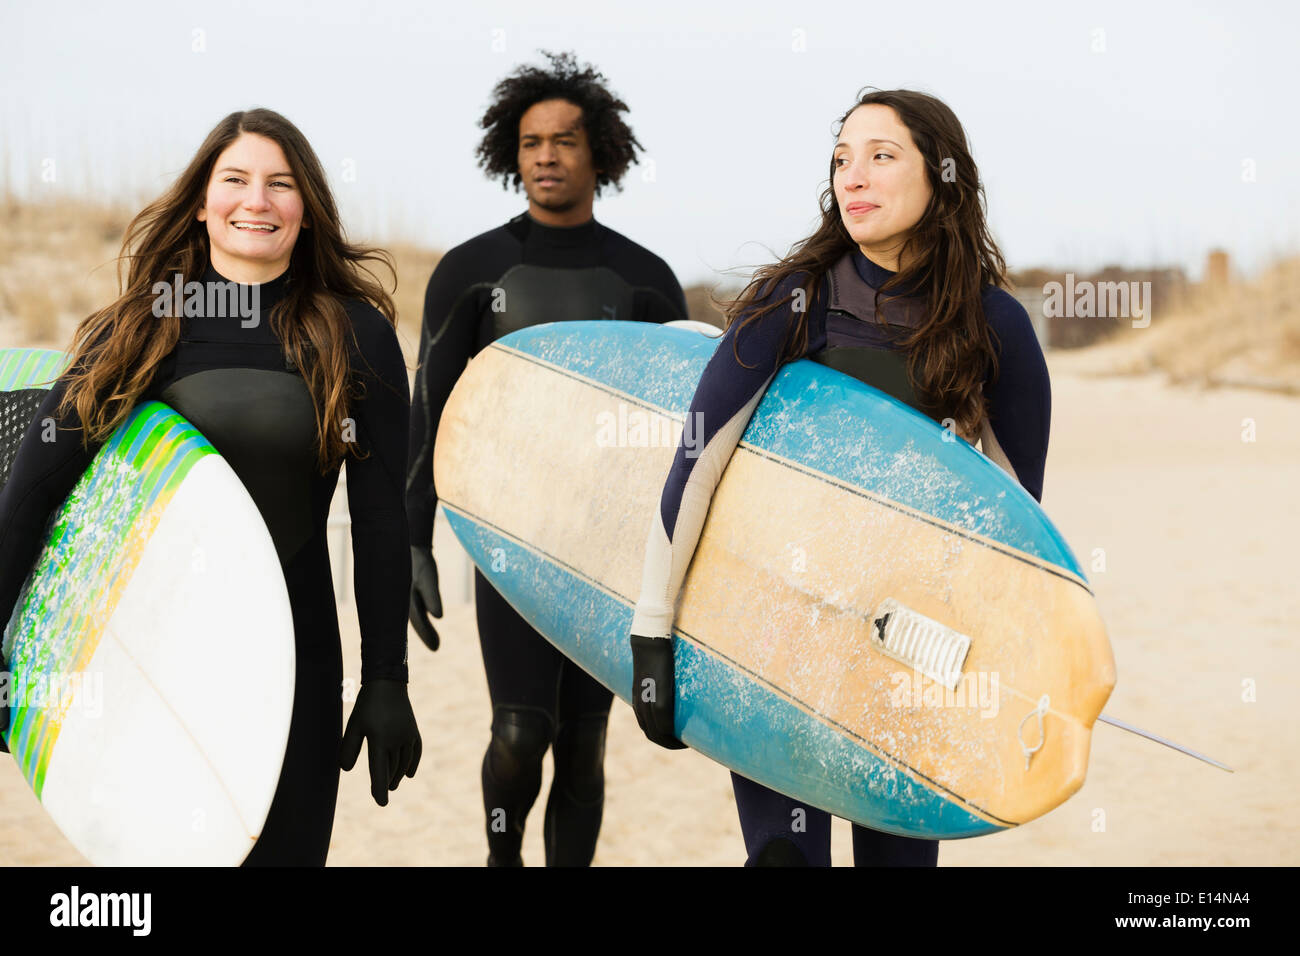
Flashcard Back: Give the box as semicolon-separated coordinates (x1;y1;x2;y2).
1;348;295;866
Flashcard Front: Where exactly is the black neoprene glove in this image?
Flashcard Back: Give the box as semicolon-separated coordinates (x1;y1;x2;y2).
408;545;442;652
340;678;422;806
631;635;687;750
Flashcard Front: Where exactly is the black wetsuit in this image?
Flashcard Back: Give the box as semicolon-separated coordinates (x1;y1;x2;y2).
0;264;411;866
632;248;1051;866
407;211;687;865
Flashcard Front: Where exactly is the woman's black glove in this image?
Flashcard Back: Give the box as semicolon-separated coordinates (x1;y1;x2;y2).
631;635;687;750
408;545;443;652
340;678;422;806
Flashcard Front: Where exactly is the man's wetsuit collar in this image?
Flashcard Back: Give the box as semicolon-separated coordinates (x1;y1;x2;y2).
513;210;600;244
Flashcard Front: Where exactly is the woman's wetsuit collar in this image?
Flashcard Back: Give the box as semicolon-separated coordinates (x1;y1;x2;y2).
849;247;926;298
201;260;293;307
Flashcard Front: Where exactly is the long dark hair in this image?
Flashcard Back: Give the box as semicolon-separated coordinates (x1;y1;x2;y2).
60;107;397;469
724;89;1005;438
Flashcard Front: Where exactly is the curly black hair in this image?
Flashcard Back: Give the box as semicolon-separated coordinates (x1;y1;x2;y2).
476;50;642;196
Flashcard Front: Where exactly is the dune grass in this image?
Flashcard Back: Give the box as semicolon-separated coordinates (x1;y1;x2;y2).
4;196;1295;394
1052;256;1300;394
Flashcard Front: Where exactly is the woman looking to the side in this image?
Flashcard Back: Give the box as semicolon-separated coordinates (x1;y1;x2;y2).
629;88;1050;866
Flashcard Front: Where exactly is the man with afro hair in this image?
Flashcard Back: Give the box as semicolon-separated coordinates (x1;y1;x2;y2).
407;50;687;867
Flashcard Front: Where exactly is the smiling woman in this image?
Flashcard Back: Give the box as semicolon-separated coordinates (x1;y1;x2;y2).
0;108;422;866
199;134;307;284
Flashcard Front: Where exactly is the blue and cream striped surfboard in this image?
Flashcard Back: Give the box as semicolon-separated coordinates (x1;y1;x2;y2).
433;321;1115;840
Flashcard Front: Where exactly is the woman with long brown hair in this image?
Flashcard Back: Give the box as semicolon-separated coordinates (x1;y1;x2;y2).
629;89;1050;865
0;108;421;865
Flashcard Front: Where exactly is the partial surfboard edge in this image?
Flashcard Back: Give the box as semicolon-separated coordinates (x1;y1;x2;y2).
0;348;69;393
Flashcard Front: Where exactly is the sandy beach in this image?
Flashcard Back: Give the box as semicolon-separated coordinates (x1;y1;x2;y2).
2;359;1296;866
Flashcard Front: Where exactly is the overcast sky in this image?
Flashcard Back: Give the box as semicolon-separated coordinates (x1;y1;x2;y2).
2;0;1296;287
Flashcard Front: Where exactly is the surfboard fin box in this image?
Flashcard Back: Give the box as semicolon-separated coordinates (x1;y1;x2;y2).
869;598;972;691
